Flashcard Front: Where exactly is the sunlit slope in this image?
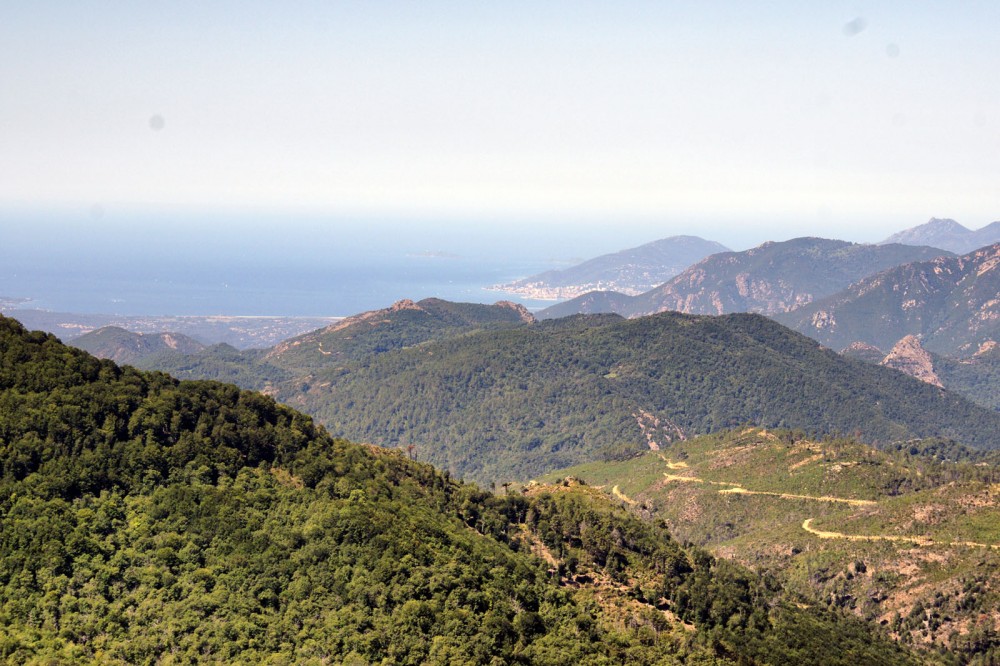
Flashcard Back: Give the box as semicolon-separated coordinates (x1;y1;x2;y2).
0;315;918;665
137;297;535;393
542;428;1000;661
539;238;950;319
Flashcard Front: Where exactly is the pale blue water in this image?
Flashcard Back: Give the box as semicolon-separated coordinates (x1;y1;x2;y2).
1;209;659;316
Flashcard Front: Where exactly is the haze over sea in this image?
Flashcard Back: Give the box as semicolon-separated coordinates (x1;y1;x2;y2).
1;207;923;317
0;208;712;317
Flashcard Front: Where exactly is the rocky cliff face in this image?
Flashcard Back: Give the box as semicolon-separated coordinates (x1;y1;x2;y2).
880;335;943;387
541;238;951;320
776;243;1000;356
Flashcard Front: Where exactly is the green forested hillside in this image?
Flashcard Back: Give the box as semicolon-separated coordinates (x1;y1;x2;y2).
0;315;917;664
542;428;1000;664
285;311;1000;485
842;340;1000;411
932;348;1000;410
264;297;535;374
69;326;206;365
115;298;535;393
133;343;292;392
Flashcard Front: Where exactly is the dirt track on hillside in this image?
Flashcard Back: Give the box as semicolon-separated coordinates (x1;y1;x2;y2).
802;518;998;549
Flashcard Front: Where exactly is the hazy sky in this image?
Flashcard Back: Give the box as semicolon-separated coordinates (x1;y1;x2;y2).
3;1;1000;241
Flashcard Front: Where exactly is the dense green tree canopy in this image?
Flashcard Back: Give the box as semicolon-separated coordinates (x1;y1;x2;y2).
285;312;1000;485
0;315;920;664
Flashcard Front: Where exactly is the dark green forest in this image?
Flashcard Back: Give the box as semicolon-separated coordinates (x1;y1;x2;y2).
285;312;1000;485
0;315;920;664
137;297;535;392
263;297;535;375
134;343;292;392
932;349;1000;411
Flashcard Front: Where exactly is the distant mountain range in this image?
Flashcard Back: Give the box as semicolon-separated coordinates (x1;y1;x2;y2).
489;235;729;299
880;217;1000;253
776;243;1000;356
538;238;950;319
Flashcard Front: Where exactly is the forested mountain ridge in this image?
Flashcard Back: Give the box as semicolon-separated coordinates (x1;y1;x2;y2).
263;297;535;373
282;310;1000;485
491;235;729;299
132;342;293;392
539;238;951;319
931;344;1000;410
127;297;537;392
0;314;918;664
776;243;1000;356
69;325;206;364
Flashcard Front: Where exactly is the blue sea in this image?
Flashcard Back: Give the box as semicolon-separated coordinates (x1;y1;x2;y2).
0;208;678;317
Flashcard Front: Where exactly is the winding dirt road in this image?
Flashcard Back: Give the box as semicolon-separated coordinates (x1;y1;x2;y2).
801;518;999;549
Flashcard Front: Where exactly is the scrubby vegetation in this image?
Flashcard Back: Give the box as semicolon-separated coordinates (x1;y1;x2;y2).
545;428;1000;664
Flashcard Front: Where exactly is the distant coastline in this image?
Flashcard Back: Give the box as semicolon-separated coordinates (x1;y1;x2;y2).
0;308;342;349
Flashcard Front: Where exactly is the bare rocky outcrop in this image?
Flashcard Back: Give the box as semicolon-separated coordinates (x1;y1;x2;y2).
880;336;943;387
973;340;998;358
493;300;536;324
841;341;884;364
633;409;686;450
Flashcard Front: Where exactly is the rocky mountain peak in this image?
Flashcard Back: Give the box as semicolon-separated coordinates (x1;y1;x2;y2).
390;299;422;312
493;300;536;323
926;218;969;232
880;218;1000;254
880;335;943;387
